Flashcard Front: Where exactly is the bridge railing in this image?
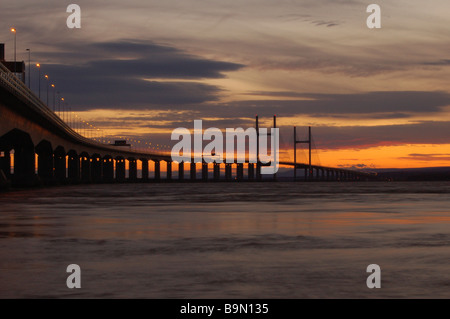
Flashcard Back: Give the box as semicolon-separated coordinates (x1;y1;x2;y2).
0;62;171;157
0;62;94;144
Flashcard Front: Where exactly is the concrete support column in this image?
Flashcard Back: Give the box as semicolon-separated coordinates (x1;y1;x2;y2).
116;158;125;182
178;162;184;180
54;154;66;182
0;151;11;179
166;161;172;180
225;163;232;180
237;163;244;180
213;163;220;181
141;159;149;181
13;146;35;186
68;154;80;182
154;160;161;181
256;163;261;180
248;163;254;180
128;158;137;181
102;158;114;182
81;156;91;183
37;151;53;182
190;162;196;180
91;157;102;183
202;162;208;181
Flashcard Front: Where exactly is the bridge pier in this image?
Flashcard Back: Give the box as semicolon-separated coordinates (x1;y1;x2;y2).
102;156;114;182
0;150;11;180
68;151;80;183
115;157;125;182
166;161;172;180
190;162;196;181
128;158;137;181
54;147;66;183
141;159;149;181
91;155;102;183
202;162;208;181
256;163;261;180
213;163;220;181
225;163;232;180
248;163;254;180
80;154;91;183
36;142;53;183
178;162;184;180
237;163;244;180
154;160;161;181
13;146;36;186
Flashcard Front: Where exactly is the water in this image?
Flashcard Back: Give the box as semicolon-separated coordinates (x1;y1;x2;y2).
0;181;450;298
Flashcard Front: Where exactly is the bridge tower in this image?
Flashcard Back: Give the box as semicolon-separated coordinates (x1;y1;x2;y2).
293;126;312;181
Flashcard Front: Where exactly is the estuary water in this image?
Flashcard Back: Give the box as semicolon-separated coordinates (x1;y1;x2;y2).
0;181;450;298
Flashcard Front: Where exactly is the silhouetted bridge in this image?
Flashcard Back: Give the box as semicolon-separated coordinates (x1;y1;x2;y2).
0;61;375;188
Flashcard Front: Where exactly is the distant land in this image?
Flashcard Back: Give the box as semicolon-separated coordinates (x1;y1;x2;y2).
274;166;450;181
370;167;450;181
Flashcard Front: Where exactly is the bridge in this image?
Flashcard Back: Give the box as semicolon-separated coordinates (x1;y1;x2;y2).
0;56;375;189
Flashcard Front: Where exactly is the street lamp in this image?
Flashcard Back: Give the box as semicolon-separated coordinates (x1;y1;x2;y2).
36;63;41;99
51;84;55;111
56;91;60;116
26;49;30;88
60;97;65;121
10;28;16;75
44;75;49;106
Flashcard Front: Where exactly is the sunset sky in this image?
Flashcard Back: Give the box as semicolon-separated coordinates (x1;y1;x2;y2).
1;0;450;169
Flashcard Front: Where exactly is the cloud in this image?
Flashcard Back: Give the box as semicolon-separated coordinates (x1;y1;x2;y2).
224;91;450;118
33;40;244;109
422;59;450;66
300;121;450;150
398;153;450;161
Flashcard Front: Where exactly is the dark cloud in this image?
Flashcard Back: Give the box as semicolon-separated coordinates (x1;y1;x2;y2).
222;91;450;118
33;40;244;109
422;59;450;66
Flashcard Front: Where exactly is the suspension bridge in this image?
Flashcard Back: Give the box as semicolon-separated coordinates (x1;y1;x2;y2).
0;46;376;188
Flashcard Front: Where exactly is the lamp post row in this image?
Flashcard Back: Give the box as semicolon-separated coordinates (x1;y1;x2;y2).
10;27;68;123
8;27;96;140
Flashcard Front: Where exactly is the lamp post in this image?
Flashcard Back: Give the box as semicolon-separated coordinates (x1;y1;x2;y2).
44;75;49;106
26;49;30;88
10;28;16;75
61;97;65;121
36;63;41;99
51;84;55;111
57;91;60;116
